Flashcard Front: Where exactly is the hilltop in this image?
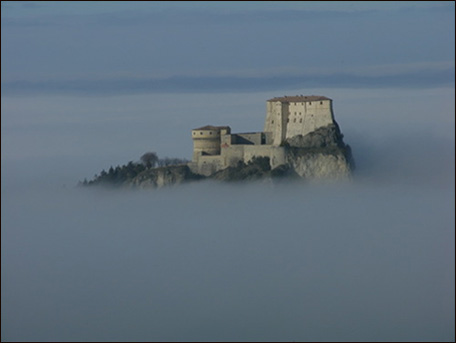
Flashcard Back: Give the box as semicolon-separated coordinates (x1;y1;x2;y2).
82;96;354;188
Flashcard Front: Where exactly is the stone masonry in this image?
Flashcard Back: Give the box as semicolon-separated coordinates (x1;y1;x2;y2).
189;95;335;176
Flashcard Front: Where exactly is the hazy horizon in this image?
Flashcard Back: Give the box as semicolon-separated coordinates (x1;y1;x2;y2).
2;1;454;342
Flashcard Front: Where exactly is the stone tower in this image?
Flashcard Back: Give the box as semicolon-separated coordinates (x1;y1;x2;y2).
191;125;231;161
264;95;334;145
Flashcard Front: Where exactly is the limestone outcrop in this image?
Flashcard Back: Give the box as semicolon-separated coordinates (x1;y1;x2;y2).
287;149;353;181
82;95;355;188
210;157;294;182
283;123;354;181
209;124;354;182
83;122;354;188
284;123;345;149
130;165;202;189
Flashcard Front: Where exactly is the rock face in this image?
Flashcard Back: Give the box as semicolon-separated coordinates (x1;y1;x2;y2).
130;165;202;189
210;157;294;182
284;123;345;149
202;123;354;183
283;123;354;181
287;149;352;180
129;124;354;187
83;123;354;189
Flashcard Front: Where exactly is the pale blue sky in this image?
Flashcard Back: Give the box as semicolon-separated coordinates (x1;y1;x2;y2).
1;1;454;159
1;1;451;17
1;1;454;163
1;1;454;95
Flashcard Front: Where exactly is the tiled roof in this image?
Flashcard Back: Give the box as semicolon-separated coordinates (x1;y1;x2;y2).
267;95;331;102
193;125;231;131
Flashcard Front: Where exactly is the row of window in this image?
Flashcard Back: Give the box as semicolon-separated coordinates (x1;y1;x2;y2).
271;119;304;124
271;116;315;124
192;131;215;135
290;101;323;106
277;110;320;116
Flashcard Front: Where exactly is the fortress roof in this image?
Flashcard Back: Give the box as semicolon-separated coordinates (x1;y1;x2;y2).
267;95;331;102
193;125;231;131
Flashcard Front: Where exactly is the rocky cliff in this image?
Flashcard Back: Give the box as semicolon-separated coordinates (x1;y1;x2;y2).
283;123;354;181
210;124;354;183
287;149;352;180
83;123;354;188
130;165;202;189
210;157;294;182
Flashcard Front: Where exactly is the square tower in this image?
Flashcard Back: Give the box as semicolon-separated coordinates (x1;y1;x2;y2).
264;95;334;145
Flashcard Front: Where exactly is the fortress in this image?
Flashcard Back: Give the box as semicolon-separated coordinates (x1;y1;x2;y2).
85;94;352;188
189;95;335;176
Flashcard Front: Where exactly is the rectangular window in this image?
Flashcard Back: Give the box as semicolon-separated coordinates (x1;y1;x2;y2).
320;101;323;105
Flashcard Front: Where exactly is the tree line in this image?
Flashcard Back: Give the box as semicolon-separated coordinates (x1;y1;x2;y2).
80;152;189;186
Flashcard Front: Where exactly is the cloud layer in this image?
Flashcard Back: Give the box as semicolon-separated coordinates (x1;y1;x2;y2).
2;3;454;95
2;172;454;341
3;66;454;96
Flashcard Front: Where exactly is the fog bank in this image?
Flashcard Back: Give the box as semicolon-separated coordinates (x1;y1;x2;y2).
2;151;454;342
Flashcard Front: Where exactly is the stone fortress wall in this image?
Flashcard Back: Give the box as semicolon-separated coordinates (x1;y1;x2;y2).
264;95;334;145
189;95;335;176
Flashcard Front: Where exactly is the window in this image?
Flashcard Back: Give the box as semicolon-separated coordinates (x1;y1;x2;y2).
300;119;302;123
287;118;290;123
309;102;312;105
210;132;213;135
271;120;274;124
200;132;203;135
320;101;323;105
293;119;296;123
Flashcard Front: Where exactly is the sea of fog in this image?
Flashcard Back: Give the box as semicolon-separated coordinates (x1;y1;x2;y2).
2;89;455;342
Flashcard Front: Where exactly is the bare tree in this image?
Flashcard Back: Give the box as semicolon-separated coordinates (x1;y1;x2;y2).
140;152;158;168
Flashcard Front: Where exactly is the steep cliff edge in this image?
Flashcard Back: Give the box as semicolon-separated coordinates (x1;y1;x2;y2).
286;148;352;180
210;157;294;182
284;122;345;149
130;165;202;189
200;123;354;182
82;123;354;188
283;123;355;180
